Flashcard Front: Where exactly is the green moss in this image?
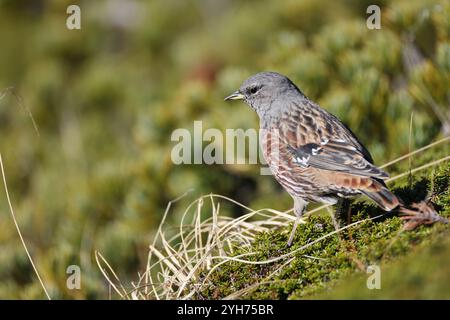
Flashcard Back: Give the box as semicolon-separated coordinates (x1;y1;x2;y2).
313;231;450;299
198;163;450;299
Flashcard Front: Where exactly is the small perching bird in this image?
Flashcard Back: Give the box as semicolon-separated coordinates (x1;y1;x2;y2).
225;71;443;246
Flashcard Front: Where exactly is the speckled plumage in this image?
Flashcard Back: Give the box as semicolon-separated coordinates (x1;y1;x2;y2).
259;90;399;210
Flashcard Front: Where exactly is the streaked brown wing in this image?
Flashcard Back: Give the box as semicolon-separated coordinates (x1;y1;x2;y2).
275;99;388;180
287;139;389;179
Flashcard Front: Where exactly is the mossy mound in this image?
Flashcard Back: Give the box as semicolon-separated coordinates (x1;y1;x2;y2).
198;163;450;299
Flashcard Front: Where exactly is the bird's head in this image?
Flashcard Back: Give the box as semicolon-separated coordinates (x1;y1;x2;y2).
224;71;305;120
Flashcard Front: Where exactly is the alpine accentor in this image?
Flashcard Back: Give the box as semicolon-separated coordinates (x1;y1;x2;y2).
225;71;437;246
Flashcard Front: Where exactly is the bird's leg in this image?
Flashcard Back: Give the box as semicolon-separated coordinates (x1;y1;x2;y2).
287;198;308;247
335;198;351;228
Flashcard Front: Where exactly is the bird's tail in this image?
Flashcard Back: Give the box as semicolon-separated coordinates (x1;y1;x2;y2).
361;183;401;211
362;183;448;229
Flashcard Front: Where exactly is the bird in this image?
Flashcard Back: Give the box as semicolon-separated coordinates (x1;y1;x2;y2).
224;71;443;246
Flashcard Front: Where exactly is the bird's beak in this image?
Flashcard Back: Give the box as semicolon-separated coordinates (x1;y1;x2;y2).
224;91;245;101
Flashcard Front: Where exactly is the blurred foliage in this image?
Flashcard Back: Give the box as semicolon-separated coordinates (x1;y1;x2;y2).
0;0;448;299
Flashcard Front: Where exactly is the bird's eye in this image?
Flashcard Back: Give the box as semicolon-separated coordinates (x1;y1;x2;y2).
249;86;260;95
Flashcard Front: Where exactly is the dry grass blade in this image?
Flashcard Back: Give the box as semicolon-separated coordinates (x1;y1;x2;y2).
223;255;304;300
380;136;449;169
0;86;40;137
95;250;128;299
386;155;450;183
408;112;414;188
149;245;188;284
0;154;51;300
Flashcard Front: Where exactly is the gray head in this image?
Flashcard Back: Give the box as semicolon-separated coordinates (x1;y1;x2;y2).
224;71;305;120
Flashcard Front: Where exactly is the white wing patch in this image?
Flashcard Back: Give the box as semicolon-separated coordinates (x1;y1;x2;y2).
293;155;310;167
311;147;321;155
288;137;389;179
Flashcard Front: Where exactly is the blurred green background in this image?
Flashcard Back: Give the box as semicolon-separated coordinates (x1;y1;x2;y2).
0;0;448;299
